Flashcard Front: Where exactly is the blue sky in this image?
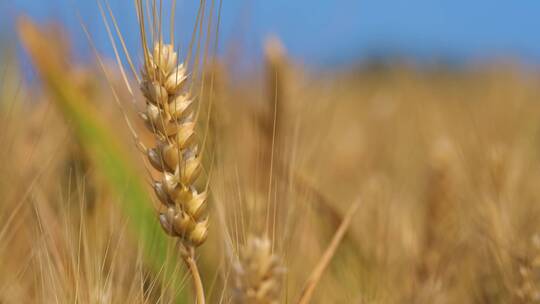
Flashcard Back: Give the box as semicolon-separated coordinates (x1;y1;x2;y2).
4;0;540;67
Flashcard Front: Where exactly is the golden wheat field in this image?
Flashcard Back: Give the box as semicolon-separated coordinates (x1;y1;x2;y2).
1;1;540;303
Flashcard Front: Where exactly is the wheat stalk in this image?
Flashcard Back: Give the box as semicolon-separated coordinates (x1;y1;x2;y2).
139;41;209;303
132;1;212;302
94;0;218;300
297;198;361;304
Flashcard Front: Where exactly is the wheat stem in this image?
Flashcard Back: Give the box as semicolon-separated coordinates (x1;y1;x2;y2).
183;246;206;304
297;198;361;304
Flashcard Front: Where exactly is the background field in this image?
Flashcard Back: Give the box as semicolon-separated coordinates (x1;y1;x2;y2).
1;2;540;303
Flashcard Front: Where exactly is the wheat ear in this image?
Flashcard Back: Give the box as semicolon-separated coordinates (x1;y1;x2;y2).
139;42;208;302
233;236;285;304
515;234;540;302
141;42;208;246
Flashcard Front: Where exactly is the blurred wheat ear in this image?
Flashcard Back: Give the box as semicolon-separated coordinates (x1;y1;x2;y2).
17;16;190;302
233;236;285;304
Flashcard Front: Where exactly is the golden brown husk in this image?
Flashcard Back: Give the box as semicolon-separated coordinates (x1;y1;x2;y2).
141;43;208;247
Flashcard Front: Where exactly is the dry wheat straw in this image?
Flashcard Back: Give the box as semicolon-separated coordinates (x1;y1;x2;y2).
297;198;361;304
